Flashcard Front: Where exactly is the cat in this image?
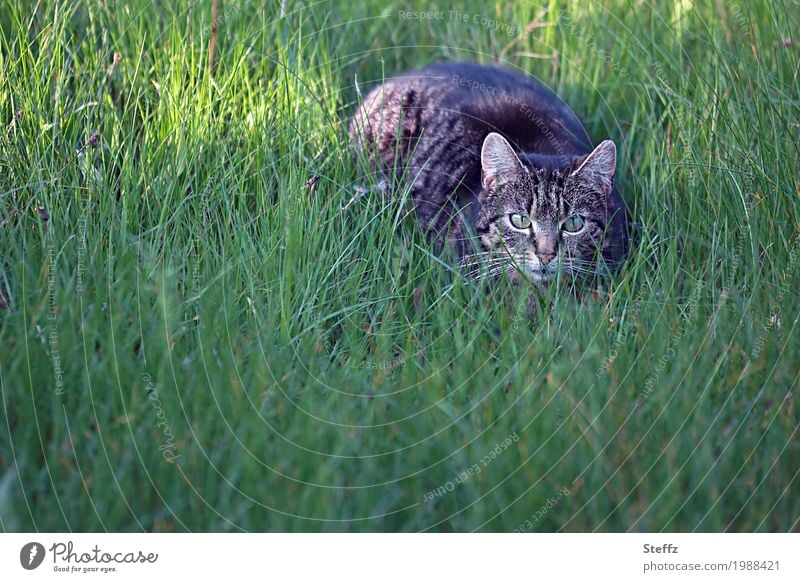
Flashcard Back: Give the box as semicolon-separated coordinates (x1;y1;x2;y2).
349;61;629;286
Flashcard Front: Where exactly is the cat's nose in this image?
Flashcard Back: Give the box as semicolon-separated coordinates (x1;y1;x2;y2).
535;234;558;266
538;252;556;265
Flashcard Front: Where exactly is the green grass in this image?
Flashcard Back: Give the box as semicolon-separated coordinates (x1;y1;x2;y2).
0;0;798;532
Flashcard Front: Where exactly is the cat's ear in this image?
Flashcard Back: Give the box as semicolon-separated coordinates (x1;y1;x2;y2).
570;140;616;193
481;132;525;189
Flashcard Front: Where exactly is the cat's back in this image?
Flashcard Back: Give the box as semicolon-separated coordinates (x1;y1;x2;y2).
351;62;592;160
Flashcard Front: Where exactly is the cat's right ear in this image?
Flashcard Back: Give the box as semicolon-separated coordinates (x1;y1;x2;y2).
570;140;616;193
481;132;525;190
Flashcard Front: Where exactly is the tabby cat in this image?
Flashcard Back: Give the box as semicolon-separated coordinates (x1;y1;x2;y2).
349;62;628;285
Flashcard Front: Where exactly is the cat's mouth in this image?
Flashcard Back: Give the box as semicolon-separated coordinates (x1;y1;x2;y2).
500;253;557;283
522;267;553;283
462;253;557;283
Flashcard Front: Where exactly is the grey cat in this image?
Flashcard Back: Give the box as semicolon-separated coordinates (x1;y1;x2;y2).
349;62;629;285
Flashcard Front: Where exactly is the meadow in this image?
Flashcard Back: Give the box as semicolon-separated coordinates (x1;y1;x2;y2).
0;0;798;531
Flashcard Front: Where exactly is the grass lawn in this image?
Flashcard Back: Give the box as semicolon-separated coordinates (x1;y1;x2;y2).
0;0;798;532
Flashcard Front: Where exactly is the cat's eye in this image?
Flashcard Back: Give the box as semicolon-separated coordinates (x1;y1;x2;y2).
561;215;585;233
508;213;532;230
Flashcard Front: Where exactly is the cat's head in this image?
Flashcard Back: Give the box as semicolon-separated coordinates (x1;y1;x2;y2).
471;132;626;285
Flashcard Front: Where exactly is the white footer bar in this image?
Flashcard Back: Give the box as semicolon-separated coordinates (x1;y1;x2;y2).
1;533;797;581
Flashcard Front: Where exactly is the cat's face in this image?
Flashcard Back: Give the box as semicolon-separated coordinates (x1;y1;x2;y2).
471;133;619;284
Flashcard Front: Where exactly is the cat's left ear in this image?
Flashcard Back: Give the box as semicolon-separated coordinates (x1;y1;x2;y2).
570;140;616;193
481;132;526;190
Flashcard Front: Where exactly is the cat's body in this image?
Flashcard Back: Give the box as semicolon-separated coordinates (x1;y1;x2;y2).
349;62;628;284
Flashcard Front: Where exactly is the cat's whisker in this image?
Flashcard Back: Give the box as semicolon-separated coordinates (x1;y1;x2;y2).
466;258;515;282
460;250;506;261
469;266;507;282
461;257;512;274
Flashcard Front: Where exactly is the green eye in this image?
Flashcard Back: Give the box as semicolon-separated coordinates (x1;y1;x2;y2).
509;213;532;229
562;215;585;233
